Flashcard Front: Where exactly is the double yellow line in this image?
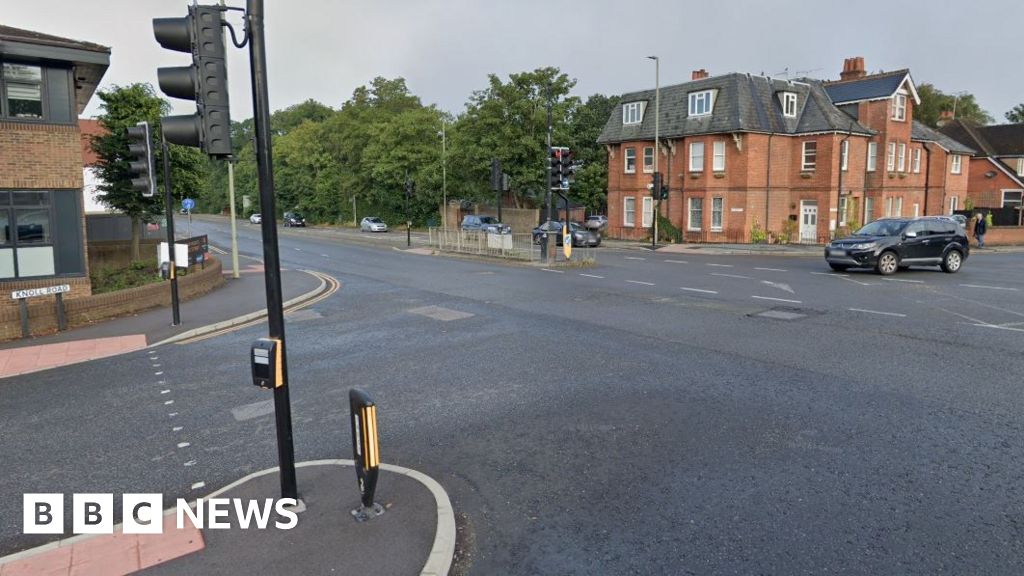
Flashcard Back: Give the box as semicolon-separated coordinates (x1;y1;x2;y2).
176;270;340;344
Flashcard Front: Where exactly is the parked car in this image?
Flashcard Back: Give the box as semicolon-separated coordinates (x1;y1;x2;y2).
584;215;608;231
947;214;968;232
360;216;388;232
461;215;511;234
283;212;306;227
824;216;969;275
249;213;262;224
532;220;602;247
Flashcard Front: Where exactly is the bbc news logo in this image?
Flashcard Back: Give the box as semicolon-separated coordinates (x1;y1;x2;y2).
24;494;298;534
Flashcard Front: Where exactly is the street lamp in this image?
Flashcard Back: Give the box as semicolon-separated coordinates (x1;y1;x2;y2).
647;55;659;248
440;120;447;230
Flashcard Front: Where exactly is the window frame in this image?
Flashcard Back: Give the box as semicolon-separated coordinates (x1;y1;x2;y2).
951;154;962;174
892;93;907;121
712;140;725;172
689;141;705;172
897;143;906;172
865;196;875;223
710;197;724;231
912;148;921;173
642;196;654;228
887;142;896;171
687;197;703;231
688;90;714;117
839;196;848;226
801;141;817;171
622;102;644;125
623;196;636;227
949;196;958;214
1017;158;1024;177
782;92;798;118
867;142;877;172
1;61;48;122
1002;190;1023;208
0;190;60;279
840;140;849;171
624;147;636;174
642;146;654;173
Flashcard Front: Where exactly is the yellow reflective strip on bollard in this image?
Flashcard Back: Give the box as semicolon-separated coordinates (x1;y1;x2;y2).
273;338;284;388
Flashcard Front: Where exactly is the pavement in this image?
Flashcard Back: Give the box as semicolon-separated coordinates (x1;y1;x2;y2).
0;461;454;576
0;260;324;379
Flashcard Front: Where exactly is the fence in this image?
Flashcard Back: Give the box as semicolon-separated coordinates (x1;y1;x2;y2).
427;228;598;263
954;207;1023;227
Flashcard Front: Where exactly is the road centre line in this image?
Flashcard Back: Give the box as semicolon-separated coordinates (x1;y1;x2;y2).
882;278;924;284
624;256;646;260
710;273;753;280
680;287;718;294
751;295;802;304
970;323;1024;333
849;308;907;317
811;271;848;277
755;267;788;272
540;268;564;273
580;273;604;279
627;280;655;286
177;442;190;449
665;259;688;264
706;263;733;268
960;284;1018;291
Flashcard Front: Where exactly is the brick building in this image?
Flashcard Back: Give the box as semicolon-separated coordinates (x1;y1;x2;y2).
938;120;1024;214
598;58;973;243
0;25;110;299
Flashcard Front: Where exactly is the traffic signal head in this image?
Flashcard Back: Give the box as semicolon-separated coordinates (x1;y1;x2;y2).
549;148;561;190
561;149;575;187
126;122;156;198
153;5;232;157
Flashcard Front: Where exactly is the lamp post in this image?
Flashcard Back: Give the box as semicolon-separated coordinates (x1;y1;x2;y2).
647;55;659;249
440;119;447;231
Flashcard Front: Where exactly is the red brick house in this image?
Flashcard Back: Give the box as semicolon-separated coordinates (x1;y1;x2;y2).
938;120;1024;217
598;58;973;243
0;25;109;299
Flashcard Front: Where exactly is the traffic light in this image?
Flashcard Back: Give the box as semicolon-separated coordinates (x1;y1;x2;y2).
549;148;562;190
153;5;232;157
560;149;574;188
126;121;156;197
551;147;570;190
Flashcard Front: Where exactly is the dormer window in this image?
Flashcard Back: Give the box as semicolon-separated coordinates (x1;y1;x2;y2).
688;90;714;117
622;101;645;125
782;92;798;118
892;93;907;121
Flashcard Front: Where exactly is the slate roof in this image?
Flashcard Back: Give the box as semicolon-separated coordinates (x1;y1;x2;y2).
910;120;975;155
938;120;1024;157
597;73;873;145
0;24;109;54
823;70;910;104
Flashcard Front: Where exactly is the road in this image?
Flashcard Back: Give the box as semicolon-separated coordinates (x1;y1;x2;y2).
2;216;1023;574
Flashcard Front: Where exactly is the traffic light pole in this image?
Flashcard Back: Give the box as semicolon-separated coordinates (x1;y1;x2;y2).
545;97;554;265
248;0;297;501
160;133;181;326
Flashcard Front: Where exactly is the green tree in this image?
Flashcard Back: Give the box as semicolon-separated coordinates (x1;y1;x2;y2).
915;83;993;128
568;93;620;213
1006;103;1024;123
91;83;209;259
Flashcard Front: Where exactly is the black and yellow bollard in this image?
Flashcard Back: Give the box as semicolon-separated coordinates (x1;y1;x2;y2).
349;388;383;522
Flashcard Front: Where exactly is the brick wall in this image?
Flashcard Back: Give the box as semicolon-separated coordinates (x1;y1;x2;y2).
0;122;83;188
966;157;1019;208
0;257;224;341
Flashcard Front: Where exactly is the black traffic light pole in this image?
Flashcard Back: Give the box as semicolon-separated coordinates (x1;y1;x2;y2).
160;133;181;326
248;0;297;500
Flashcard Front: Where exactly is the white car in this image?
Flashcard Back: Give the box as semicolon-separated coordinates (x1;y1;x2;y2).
360;217;388;232
249;213;262;224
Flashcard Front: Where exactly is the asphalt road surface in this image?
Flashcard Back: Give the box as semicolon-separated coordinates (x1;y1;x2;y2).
2;217;1022;575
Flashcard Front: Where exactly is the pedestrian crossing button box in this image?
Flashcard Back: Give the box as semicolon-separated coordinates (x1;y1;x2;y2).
251;338;282;389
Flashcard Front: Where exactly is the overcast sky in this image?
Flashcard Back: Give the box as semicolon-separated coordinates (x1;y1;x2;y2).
7;0;1023;122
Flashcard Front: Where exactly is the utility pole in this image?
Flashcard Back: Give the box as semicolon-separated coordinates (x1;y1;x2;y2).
545;90;554;265
648;55;660;249
248;0;297;500
441;120;447;230
160;133;181;326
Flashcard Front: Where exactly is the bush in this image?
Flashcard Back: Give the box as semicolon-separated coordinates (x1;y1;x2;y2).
656;213;682;243
751;218;767;244
91;259;162;294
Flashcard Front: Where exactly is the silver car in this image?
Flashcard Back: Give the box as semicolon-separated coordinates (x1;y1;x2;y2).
360;217;388;232
249;213;261;224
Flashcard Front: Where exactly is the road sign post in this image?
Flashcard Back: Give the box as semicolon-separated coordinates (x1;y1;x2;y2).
349;388;383;522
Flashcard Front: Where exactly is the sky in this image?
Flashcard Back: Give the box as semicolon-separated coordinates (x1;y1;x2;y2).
6;0;1023;123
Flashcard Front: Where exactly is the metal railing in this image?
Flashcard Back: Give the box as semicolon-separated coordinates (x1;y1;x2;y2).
427;228;599;263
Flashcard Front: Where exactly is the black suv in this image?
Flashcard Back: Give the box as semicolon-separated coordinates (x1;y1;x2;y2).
283;212;306;227
825;217;969;275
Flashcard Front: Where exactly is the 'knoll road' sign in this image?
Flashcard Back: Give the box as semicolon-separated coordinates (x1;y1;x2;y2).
12;284;71;300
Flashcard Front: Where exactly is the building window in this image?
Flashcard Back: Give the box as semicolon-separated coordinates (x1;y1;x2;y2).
711;197;723;231
897;143;906;172
642;197;653;228
1002;190;1023;208
624;147;636;173
712;141;725;172
839;196;848;226
867;142;877;172
689;142;704;172
1017;158;1024;177
623;197;635;227
887;142;896;171
622;102;644;125
0;190;64;279
688;90;714;116
895;197;903;216
912;148;921;173
783;92;797;118
688;197;703;231
840;140;849;171
643;146;654;173
2;63;44;120
913;203;920;218
801;141;817;171
865;197;874;223
951;154;962;174
892;93;907;121
949;196;958;214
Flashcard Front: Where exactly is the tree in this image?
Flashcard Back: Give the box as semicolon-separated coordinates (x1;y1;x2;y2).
915;83;993;128
1006;103;1024;124
568;93;620;213
91;83;209;259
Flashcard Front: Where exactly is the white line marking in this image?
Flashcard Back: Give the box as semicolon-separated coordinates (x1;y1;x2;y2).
294;248;302;251
173;426;184;432
680;287;718;294
154;371;163;376
149;356;159;360
706;263;733;268
540;268;564;273
848;308;907;317
812;271;874;286
761;280;795;293
665;259;688;264
157;380;166;385
191;482;205;490
579;274;604;279
751;295;803;304
184;460;197;467
177;442;190;449
755;267;787;272
168;412;178;417
882;278;924;284
321;254;329;257
627;280;655;286
811;271;848;277
151;363;161;367
711;273;752;279
970;324;1024;333
624;256;646;260
160;390;170;394
164;400;174;405
960;284;1019;291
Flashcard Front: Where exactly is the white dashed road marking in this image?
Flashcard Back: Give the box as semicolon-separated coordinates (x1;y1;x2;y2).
971;324;1024;333
711;273;753;279
540;268;564;274
624;256;646;261
706;263;733;268
173;426;183;432
849;308;907;317
177;442;191;449
191;482;206;490
960;284;1019;291
752;295;802;304
680;287;718;294
154;371;164;376
627;280;655;286
665;260;688;264
580;274;604;279
160;389;170;394
184;460;197;467
168;412;178;417
755;267;788;272
164;400;174;405
882;278;924;284
811;271;847;277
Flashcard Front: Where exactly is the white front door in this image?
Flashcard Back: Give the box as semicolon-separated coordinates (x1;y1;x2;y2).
800;201;818;243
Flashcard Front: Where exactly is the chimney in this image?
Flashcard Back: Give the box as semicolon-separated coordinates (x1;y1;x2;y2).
839;57;866;81
691;69;709;80
937;110;955;126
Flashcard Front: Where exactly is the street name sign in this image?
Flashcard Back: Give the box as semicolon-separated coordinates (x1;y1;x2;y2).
12;285;71;300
